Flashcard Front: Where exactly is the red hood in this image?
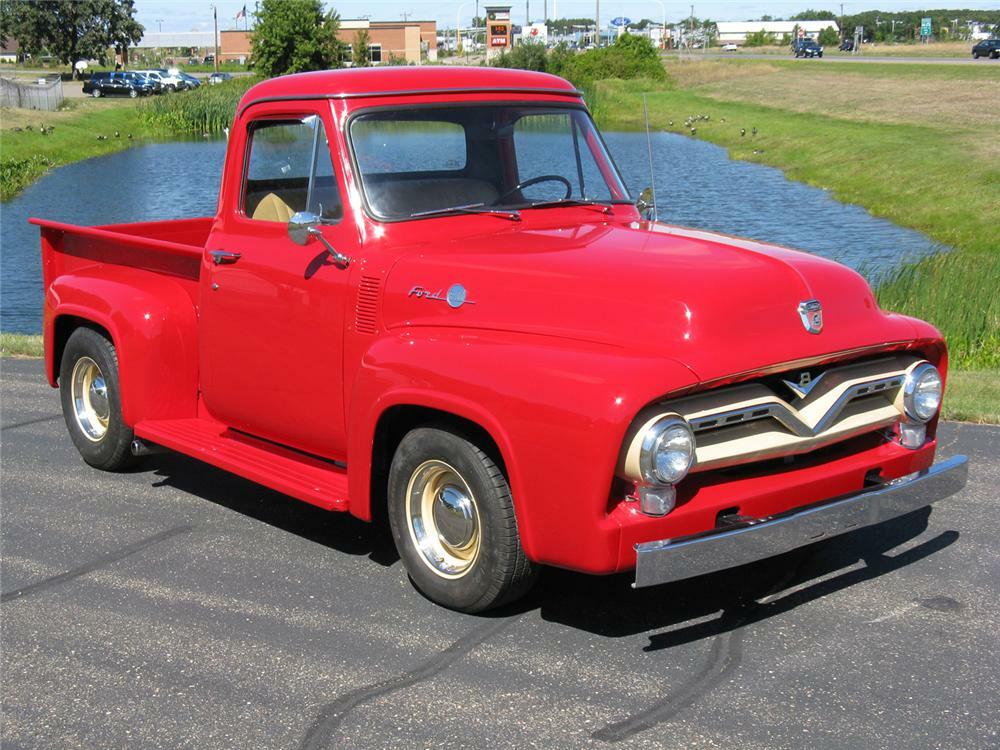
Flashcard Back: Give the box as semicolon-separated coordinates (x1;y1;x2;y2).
379;218;925;383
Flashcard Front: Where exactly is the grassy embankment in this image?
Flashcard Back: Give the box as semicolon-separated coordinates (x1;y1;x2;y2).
589;59;998;421
0;76;256;199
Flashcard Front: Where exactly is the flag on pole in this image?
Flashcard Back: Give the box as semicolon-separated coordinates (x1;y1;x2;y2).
235;5;247;20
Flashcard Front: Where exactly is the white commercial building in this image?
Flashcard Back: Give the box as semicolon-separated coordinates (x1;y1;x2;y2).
716;20;838;45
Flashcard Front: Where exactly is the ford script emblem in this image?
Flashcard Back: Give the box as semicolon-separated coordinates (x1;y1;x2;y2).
797;299;823;335
408;284;476;309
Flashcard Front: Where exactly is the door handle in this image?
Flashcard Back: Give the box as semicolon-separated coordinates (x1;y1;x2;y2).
210;250;241;265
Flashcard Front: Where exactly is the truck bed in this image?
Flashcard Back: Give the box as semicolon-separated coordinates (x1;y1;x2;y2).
31;216;212;292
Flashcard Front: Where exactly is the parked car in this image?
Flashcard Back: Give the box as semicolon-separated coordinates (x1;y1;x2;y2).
208;72;233;85
32;67;967;613
721;43;738;52
82;71;156;98
136;69;192;92
178;72;201;89
971;39;1000;59
792;38;824;58
839;39;854;51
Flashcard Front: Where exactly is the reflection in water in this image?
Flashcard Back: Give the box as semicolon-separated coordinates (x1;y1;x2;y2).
1;132;944;334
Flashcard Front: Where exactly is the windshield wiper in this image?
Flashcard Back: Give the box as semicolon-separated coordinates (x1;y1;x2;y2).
409;203;521;221
525;198;619;213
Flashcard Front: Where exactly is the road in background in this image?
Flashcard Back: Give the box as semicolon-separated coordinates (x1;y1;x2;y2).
2;357;998;750
697;52;986;65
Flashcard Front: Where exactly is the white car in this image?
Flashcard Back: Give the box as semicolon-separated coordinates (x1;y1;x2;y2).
136;69;190;92
721;43;739;52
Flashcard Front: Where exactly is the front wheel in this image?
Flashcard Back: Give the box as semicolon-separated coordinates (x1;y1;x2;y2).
91;88;102;98
387;427;537;612
129;88;138;98
59;327;135;471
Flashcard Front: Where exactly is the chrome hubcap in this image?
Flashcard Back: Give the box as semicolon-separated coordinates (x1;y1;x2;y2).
71;357;110;441
406;460;481;578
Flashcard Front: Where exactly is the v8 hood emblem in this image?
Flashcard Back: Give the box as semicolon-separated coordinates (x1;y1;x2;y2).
798;299;823;334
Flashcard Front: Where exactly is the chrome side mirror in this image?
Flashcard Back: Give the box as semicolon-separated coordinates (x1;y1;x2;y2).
287;211;319;245
287;211;350;268
636;187;656;222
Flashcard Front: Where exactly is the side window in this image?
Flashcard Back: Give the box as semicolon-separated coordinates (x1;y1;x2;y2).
242;116;343;224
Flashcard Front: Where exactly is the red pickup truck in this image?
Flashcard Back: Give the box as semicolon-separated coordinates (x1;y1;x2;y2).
34;67;967;612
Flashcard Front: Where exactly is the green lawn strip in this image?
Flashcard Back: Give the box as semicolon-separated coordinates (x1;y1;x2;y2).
0;333;44;357
590;81;999;370
943;370;1000;424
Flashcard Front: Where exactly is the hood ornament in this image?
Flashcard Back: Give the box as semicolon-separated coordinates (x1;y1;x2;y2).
797;299;823;334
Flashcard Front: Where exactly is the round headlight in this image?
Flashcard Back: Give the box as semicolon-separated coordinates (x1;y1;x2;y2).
639;416;696;485
903;362;942;423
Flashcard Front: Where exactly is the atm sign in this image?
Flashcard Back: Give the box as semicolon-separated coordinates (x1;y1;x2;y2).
491;35;508;46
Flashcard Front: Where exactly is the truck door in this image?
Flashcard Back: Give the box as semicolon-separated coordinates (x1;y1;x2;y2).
199;107;357;460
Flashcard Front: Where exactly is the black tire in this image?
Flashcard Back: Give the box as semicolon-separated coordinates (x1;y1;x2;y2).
129;88;138;98
387;427;537;612
92;88;102;98
973;52;980;59
59;327;135;471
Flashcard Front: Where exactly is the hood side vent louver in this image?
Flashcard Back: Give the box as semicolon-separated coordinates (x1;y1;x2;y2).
355;275;381;335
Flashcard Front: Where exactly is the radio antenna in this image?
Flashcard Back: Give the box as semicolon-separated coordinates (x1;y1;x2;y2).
642;94;658;223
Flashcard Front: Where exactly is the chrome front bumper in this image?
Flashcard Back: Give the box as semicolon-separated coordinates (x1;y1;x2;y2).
634;455;969;588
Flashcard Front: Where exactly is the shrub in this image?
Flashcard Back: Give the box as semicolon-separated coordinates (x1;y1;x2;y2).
817;26;841;47
743;29;777;47
563;34;667;85
489;41;549;72
143;76;260;133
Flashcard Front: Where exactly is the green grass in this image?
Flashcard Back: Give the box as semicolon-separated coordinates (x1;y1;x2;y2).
589;64;999;371
0;333;44;357
944;371;1000;424
1;99;154;200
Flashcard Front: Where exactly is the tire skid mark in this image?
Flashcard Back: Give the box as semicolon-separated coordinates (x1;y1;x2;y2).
0;414;62;431
594;554;811;742
298;616;518;750
593;615;746;742
0;525;194;603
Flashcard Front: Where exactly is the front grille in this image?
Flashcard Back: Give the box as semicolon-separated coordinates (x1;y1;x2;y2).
663;355;920;472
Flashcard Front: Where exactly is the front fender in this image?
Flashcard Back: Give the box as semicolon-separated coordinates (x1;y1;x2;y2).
46;267;199;426
346;328;698;572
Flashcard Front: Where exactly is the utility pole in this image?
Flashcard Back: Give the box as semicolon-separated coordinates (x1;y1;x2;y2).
156;19;163;32
840;3;845;41
595;0;600;46
526;0;530;26
213;5;219;73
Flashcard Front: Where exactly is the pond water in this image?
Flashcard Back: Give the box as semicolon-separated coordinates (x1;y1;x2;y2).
0;132;945;334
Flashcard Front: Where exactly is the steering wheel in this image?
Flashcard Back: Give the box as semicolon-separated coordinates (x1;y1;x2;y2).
494;175;572;205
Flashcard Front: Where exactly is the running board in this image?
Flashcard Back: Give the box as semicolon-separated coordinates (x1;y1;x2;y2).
133;418;349;511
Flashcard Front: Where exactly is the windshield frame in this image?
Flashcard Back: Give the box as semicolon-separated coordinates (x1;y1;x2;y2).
343;100;632;223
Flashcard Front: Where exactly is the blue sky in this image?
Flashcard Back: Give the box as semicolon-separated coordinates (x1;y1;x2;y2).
133;0;1000;31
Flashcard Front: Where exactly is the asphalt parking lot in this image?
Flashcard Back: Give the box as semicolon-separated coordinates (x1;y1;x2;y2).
2;357;998;750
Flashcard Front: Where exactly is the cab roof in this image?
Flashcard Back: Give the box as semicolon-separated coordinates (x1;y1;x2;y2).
238;66;581;113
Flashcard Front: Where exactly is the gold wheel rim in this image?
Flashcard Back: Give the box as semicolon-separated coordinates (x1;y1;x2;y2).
70;357;110;442
405;460;481;579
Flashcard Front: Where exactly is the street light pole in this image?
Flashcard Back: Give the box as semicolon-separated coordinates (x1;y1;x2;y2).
595;0;600;47
213;5;219;73
457;2;470;54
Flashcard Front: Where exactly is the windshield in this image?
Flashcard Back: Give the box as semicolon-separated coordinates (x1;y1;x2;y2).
349;105;631;220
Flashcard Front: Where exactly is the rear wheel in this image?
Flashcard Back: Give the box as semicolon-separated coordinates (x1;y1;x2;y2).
387;427;537;612
59;327;135;471
91;88;102;97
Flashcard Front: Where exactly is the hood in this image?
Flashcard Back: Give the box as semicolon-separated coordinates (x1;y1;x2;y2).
380;218;923;383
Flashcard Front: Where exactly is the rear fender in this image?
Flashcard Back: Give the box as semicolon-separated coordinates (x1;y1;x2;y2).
46;268;199;426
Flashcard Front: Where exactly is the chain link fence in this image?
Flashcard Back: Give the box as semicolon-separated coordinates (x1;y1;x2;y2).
1;75;65;111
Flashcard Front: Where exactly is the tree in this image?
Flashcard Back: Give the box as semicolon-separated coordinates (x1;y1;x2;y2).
743;29;777;47
817;26;840;47
352;28;370;67
2;0;144;77
251;0;343;77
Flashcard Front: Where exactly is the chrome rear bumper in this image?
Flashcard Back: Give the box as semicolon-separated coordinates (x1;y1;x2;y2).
633;455;968;588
